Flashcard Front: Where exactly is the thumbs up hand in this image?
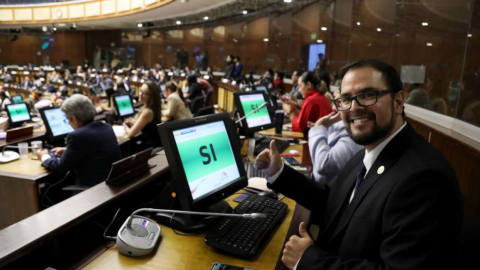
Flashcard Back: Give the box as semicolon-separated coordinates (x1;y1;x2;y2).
254;139;283;177
281;222;314;269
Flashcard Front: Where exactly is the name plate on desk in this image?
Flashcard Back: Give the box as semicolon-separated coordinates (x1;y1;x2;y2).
6;126;34;142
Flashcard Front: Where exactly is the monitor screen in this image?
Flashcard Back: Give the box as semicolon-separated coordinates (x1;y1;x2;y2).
44;108;74;137
114;95;134;117
7;103;31;123
174;120;241;201
239;93;272;129
158;113;247;211
160;84;165;92
11;95;23;103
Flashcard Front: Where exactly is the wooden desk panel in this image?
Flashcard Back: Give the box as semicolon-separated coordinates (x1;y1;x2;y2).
83;197;296;270
0;153;47;176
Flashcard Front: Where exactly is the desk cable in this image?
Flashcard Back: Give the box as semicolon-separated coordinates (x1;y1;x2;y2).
104;207;122;241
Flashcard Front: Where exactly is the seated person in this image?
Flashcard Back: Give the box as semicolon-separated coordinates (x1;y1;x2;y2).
185;75;204;102
36;94;122;188
123;81;162;150
290;69;304;109
20;76;34;90
283;72;333;134
0;91;11;110
273;71;286;95
45;80;58;93
48;70;60;83
114;77;130;96
258;68;274;85
33;75;43;90
162;82;193;121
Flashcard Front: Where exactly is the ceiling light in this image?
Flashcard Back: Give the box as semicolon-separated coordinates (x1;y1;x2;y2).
321;27;327;31
72;23;76;29
242;10;248;15
176;21;182;25
422;22;428;26
377;28;382;32
468;34;472;37
284;0;293;2
42;26;47;32
204;16;209;20
263;38;269;42
53;27;57;31
357;22;361;26
57;23;66;27
137;23;143;28
426;43;433;46
317;40;323;43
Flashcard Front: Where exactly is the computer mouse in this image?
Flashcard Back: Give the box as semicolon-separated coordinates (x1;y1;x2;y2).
257;191;278;200
289;150;299;154
31;117;41;122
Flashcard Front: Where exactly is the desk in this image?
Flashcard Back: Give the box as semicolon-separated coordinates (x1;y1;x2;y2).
217;82;241;113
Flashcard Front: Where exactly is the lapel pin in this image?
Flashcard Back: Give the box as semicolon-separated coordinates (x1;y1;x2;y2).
377;166;385;174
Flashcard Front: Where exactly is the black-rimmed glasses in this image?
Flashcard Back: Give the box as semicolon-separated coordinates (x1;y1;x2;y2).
333;89;396;111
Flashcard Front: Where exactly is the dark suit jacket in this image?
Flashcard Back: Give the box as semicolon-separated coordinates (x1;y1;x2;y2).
233;63;243;81
272;123;462;269
42;121;122;187
224;62;235;79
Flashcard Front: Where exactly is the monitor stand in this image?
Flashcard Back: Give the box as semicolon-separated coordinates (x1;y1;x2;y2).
153;200;232;233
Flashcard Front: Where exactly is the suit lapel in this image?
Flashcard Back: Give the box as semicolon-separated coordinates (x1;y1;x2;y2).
328;123;416;242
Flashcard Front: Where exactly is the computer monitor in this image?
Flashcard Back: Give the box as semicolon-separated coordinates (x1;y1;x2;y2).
158;113;247;211
254;84;276;108
233;91;275;135
11;95;23;103
113;95;135;118
39;107;74;143
160;84;165;92
5;102;31;126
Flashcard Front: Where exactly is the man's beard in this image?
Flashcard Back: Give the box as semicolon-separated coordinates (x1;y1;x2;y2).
345;106;396;146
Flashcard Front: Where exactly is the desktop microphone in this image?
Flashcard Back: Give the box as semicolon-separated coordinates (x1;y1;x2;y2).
117;208;267;257
235;101;268;125
0;145;39;163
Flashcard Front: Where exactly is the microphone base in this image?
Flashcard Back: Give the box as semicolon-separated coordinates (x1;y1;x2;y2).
152;200;232;233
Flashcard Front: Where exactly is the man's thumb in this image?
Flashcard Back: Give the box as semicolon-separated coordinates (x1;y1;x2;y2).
270;139;279;155
299;222;308;238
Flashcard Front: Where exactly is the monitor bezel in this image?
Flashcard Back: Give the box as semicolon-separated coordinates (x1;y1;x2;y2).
157;113;248;211
11;95;23;103
234;90;275;135
253;84;277;108
5;102;31;126
39;106;74;143
113;94;135;119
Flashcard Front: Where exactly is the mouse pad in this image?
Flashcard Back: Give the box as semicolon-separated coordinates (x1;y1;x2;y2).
233;192;252;203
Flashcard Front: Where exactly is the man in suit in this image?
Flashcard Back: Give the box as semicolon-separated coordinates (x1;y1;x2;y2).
233;56;243;83
255;59;462;269
20;76;33;90
37;94;122;188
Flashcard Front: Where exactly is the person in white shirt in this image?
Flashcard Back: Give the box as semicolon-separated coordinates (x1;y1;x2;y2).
162;82;193;121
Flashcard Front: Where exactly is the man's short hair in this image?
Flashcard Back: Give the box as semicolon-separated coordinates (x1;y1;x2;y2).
338;58;404;116
61;94;95;124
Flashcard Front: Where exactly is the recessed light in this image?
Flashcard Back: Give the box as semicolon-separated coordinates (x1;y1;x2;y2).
468;34;472;37
137;23;143;28
242;10;248;15
317;40;323;43
204;16;209;20
42;26;47;32
176;21;182;25
284;0;293;3
57;23;66;27
263;38;269;42
321;27;327;31
53;27;57;31
422;22;428;26
357;22;361;26
426;43;433;46
377;28;382;32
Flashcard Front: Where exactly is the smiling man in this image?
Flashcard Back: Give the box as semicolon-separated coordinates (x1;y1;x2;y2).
255;59;462;269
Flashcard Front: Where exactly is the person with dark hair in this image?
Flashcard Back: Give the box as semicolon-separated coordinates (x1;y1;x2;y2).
274;71;286;95
20;76;33;90
202;51;209;71
224;55;235;80
284;72;332;134
45;80;58;93
233;56;243;82
290;69;305;108
186;75;203;102
255;59;461;270
258;68;274;85
162;82;193;121
0;91;11;110
123;81;162;150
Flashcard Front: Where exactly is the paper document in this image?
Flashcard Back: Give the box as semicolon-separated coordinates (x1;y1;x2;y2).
112;126;125;137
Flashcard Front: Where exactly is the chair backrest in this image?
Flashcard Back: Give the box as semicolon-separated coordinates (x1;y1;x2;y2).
195;106;214;117
205;90;213;106
190;96;204;115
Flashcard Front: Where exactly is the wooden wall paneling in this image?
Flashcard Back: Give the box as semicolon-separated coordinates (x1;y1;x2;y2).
329;0;353;73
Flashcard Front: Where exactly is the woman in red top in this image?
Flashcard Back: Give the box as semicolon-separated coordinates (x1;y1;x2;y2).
285;71;333;134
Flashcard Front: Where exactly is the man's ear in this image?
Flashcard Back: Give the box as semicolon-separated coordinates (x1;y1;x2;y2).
394;91;405;115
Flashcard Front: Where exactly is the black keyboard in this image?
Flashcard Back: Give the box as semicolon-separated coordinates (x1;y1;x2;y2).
205;194;287;258
254;138;289;156
244;161;266;178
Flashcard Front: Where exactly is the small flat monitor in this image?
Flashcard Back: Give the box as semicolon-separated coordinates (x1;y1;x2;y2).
234;91;275;135
113;95;135;118
254;84;276;108
40;107;74;143
158;113;247;211
11;95;23;103
160;84;165;92
6;103;31;126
